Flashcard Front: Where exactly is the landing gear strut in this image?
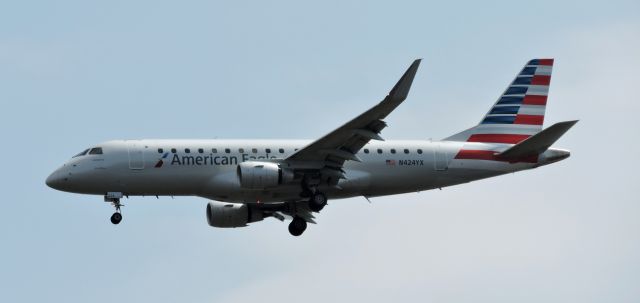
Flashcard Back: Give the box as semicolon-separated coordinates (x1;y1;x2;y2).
105;192;124;225
288;216;307;236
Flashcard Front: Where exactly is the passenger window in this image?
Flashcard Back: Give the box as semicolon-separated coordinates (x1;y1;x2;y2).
239;148;244;153
266;148;271;153
377;149;382;154
225;148;230;153
279;148;284;153
73;149;89;158
404;149;409;154
417;149;423;154
212;148;217;153
391;149;396;154
158;148;163;154
88;147;103;155
185;148;190;153
171;148;177;153
364;149;369;154
252;148;258;153
198;148;204;153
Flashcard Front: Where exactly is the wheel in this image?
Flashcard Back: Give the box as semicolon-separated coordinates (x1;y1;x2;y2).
110;212;122;225
288;217;307;236
308;192;327;212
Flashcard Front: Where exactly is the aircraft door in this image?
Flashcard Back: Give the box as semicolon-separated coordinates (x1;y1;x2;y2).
434;143;449;171
128;141;145;170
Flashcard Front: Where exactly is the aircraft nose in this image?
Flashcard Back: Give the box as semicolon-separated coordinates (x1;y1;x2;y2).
46;169;66;190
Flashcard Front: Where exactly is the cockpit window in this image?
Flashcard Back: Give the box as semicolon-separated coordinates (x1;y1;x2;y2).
88;147;103;155
73;149;89;158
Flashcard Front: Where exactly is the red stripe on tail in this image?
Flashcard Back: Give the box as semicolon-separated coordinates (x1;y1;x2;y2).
531;75;551;85
468;134;530;144
514;114;544;125
537;59;554;66
455;150;497;160
455;149;539;163
522;95;547;105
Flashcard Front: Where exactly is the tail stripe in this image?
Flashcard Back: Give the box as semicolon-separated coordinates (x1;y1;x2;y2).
529;59;554;66
454;149;538;163
482;114;544;126
482;116;516;124
531;75;551;85
468;134;531;144
514;114;544;125
533;65;552;75
504;86;528;95
444;58;554;146
522;85;549;96
497;96;525;105
522;95;547;105
498;95;549;105
480;59;553;126
489;106;520;115
517;105;545;115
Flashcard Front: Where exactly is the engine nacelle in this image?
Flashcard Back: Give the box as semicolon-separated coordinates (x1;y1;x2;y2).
236;161;293;189
206;201;264;228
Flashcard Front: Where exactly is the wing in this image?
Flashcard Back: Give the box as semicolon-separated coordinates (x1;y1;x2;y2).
285;59;421;179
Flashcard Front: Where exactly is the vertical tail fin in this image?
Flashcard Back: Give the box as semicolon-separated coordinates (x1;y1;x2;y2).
445;59;554;144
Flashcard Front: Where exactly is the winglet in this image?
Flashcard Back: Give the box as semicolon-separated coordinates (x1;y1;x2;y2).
388;59;422;101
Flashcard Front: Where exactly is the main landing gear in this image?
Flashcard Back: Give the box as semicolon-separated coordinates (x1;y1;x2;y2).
308;192;327;212
285;179;328;236
301;179;328;213
105;192;124;225
287;180;327;236
288;216;307;236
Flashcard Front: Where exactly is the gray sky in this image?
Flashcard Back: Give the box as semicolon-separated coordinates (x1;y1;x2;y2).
1;1;639;302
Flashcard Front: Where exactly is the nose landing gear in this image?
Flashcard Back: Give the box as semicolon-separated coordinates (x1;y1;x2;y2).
105;192;124;225
110;211;122;224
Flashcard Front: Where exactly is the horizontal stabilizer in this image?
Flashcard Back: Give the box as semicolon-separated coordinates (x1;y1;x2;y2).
497;120;578;159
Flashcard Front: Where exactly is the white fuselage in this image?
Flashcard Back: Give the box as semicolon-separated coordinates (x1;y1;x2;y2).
45;139;569;204
43;59;574;235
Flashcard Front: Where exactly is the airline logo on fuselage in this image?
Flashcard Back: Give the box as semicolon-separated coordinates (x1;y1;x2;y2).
156;153;278;168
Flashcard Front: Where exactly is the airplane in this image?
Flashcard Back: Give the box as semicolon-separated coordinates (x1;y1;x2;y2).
46;58;577;236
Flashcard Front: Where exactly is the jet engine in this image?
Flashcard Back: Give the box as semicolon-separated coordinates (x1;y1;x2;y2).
206;201;264;228
236;161;293;189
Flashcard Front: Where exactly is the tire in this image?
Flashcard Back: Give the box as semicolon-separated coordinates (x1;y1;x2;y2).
110;212;122;225
308;192;327;212
288;217;307;236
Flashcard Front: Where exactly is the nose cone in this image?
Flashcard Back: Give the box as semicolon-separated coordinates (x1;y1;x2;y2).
46;169;66;190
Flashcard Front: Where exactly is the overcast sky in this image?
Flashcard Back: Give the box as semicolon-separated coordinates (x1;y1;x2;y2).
1;1;639;302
